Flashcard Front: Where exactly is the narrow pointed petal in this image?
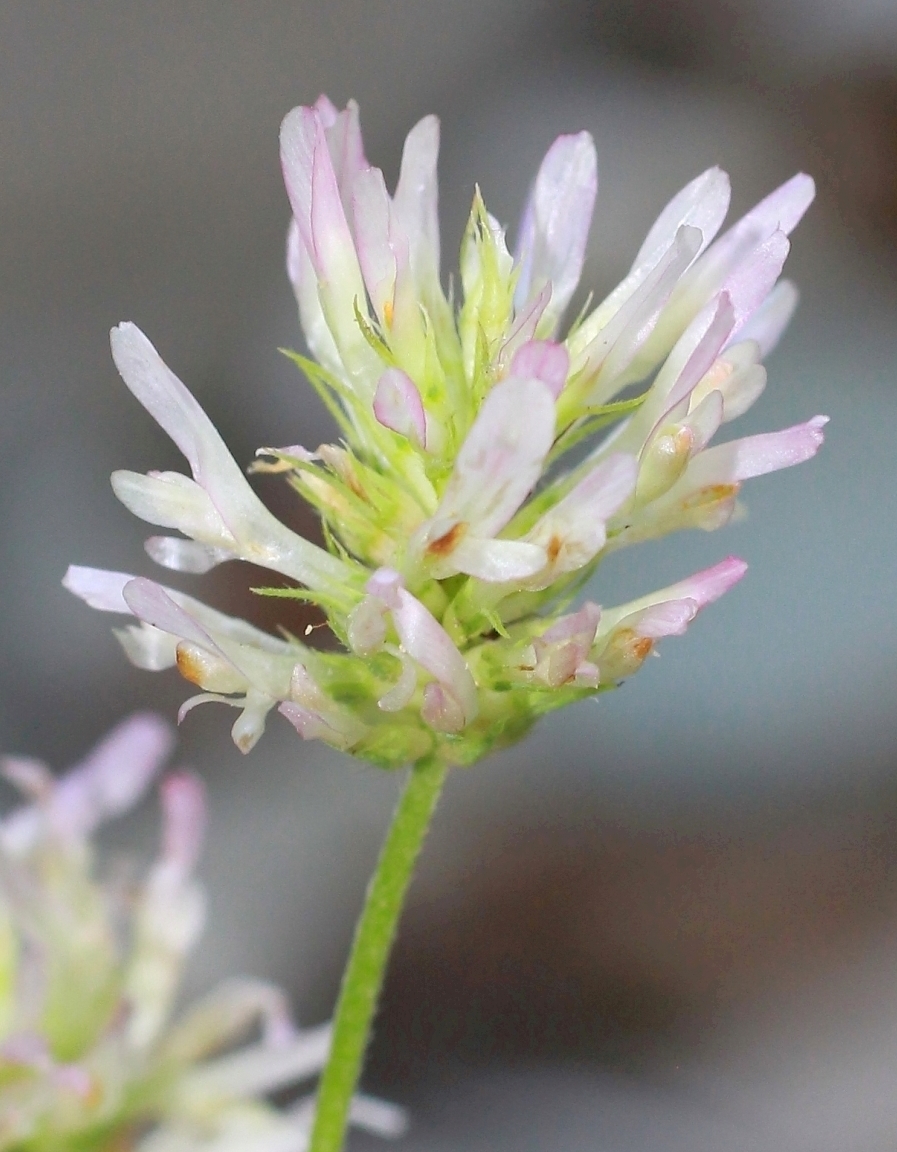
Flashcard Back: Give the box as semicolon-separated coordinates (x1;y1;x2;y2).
735;279;799;356
685;415;828;486
717;173;815;259
123;578;228;661
630;167;731;278
577;224;704;394
352;166;399;319
434;377;555;539
607;557;749;644
514;131;597;328
63;565;132;612
393;114;442;290
724;229;790;333
280;106;378;384
109;323;353;589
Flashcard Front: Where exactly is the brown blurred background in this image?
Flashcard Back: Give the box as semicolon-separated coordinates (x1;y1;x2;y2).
2;2;897;1149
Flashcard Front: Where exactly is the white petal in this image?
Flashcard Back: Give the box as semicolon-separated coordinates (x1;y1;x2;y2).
514;131;597;329
112;470;236;549
110;323;351;590
393;114;441;291
446;536;548;582
434;377;555;539
630;166;731;279
183;1023;331;1102
115;623;180;670
145;536;234;574
286;217;344;378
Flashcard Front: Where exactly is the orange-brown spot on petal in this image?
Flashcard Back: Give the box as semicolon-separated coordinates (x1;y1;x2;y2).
546;533;563;564
383;299;394;328
682;483;739;510
176;644;210;687
630;636;654;661
427;521;467;557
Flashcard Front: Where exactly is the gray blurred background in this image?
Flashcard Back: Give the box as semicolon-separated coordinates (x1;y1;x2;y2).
2;2;897;1148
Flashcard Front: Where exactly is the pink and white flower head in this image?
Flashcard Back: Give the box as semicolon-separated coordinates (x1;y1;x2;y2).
66;96;826;768
0;716;404;1150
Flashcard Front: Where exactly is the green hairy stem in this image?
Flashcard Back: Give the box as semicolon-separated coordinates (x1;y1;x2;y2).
309;755;448;1152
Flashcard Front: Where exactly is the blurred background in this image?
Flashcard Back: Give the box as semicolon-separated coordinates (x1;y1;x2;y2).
1;2;897;1148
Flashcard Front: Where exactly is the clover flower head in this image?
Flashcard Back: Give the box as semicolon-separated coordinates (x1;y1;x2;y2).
66;96;826;767
0;715;403;1150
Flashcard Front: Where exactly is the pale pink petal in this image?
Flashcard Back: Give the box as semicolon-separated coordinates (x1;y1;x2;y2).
685;415;828;486
365;566;404;606
434;377;555;539
390;587;478;725
2;714;174;850
734;279;799;356
421;682;466;734
655;294;737;417
110;325;243;495
580;225;704;394
280;106;376;381
715;173;815;262
724;229;790;334
278;700;362;751
524;454;637;583
62;565;132;612
373;368;427;447
660;555;749;609
500;283;552;368
515;131;598;329
352;166;398;318
630;167;731;278
111;324;349;589
320;99;367;210
541;601;601;645
159;772;206;878
509;340;570;398
0;756;53;801
393;114;441;289
633;599;699;638
313;93;339;127
123;578;227;660
599;557;748;643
